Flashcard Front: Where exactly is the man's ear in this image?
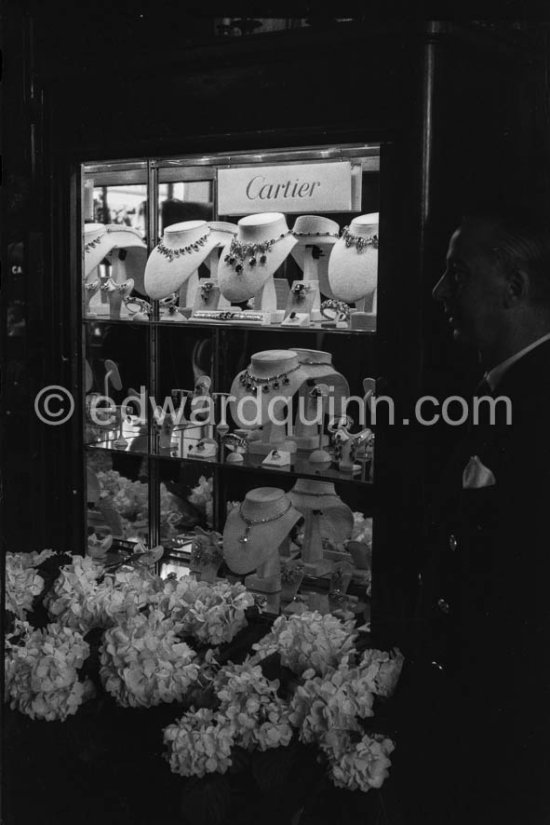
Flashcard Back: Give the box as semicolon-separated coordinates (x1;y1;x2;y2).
505;267;529;305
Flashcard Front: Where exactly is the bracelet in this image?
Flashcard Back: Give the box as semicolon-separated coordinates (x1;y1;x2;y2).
327;415;354;433
159;293;181;316
223;432;248;451
124;296;152;317
320;299;350;322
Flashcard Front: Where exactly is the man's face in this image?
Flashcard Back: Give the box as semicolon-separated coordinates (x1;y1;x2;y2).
432;220;509;350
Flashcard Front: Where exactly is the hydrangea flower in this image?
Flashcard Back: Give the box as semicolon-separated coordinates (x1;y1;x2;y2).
351;648;404;698
5;621;95;721
5;552;50;619
214;661;293;751
46;557;161;633
251;611;357;676
289;664;376;744
188;475;214;526
350;513;373;545
155;577;254;646
163;708;235;777
99;609;199;708
323;732;395;792
45;556;105;632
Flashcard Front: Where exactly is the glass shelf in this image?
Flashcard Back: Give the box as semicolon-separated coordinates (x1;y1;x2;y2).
85;443;374;488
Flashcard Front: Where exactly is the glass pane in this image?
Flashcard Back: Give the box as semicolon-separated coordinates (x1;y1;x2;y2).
82;174;149;323
157;326;215;460
86;450;149;543
84;322;149;453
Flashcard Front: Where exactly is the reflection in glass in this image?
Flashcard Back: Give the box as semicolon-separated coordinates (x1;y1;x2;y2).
86;451;149;543
158;181;213;235
83;182;149;322
158;461;214;540
84;323;149;453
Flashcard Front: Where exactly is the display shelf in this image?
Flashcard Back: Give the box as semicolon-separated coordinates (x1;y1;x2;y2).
83;316;376;335
85;443;375;489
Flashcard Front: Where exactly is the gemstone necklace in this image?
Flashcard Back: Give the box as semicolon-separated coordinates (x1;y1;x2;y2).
342;226;379;252
224;231;291;273
156;231;210;262
239;363;300;393
238;499;292;544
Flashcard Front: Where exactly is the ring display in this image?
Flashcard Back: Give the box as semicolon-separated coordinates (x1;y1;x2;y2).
320;299;351;322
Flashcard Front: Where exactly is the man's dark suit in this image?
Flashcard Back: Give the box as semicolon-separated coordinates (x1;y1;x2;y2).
395;339;550;824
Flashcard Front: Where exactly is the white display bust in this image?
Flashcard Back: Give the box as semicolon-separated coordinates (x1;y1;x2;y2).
291;215;340;298
84;222;146;279
144;220;222;300
328;212;379;304
230;349;308;453
218;212;297;303
223;487;302;579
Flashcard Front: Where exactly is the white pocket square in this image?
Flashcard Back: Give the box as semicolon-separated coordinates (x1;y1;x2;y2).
462;455;496;489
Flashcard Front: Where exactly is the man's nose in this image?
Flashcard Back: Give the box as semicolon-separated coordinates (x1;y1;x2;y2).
432;270;450;302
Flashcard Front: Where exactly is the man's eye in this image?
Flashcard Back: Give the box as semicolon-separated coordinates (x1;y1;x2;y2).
449;267;468;284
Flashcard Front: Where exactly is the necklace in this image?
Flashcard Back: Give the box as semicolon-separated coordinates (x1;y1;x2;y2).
224;231;291;273
84;235;105;253
293;230;339;239
342;226;379;252
238;499;292;544
157;231;210;262
84;226;144;254
100;278;133;294
239;363;300;393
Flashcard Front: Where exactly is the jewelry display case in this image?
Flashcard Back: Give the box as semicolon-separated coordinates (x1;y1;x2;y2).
81;145;380;616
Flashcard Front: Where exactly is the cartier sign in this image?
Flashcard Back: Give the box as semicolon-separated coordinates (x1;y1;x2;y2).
217;161;353;215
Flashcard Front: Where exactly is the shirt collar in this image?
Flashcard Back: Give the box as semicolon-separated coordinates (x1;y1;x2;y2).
485;332;550;391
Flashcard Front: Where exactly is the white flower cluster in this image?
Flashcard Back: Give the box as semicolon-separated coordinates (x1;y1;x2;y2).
214;661;293;752
96;470;185;539
251;611;357;676
155;577;255;646
323;732;395;792
188;475;214;527
163;708;235;778
289;663;376;744
99;609;199;708
355;647;405;698
5;552;49;619
96;470;149;519
46;557;162;634
5;620;95;721
45;556;105;632
287;648;403;792
351;512;373;545
163;662;292;778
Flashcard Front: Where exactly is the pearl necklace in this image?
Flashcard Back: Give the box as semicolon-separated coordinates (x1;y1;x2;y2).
238;499;292;544
224;231;291;273
342;226;379;252
156;231;210;262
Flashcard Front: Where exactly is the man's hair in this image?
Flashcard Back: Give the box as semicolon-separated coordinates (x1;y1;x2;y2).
462;208;550;307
